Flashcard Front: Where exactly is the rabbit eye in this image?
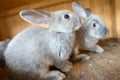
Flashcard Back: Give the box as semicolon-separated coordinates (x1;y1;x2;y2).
93;23;96;27
64;14;70;19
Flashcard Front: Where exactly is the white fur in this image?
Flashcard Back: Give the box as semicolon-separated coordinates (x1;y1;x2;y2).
0;39;10;60
0;39;10;67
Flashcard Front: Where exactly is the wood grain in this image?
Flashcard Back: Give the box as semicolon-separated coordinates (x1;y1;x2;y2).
0;18;9;40
0;0;120;40
115;0;120;39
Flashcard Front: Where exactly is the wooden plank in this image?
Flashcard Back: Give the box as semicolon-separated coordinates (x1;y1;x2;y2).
109;0;118;38
0;0;75;18
0;18;10;40
0;0;47;11
115;0;120;38
1;0;120;39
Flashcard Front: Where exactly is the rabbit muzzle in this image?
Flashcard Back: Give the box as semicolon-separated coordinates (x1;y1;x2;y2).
97;27;109;39
103;27;109;37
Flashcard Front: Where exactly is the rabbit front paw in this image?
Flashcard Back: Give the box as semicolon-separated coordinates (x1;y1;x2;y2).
89;45;104;53
71;54;90;62
95;45;104;53
55;61;72;72
60;61;72;72
45;71;66;80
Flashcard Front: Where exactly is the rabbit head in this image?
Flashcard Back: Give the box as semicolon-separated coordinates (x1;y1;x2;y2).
19;9;81;33
72;2;109;39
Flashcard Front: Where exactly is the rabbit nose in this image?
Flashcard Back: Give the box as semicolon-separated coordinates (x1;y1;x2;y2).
104;27;109;35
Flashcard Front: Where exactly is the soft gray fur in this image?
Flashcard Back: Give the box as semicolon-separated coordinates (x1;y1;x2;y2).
0;39;10;67
72;2;109;56
0;39;10;57
4;9;81;80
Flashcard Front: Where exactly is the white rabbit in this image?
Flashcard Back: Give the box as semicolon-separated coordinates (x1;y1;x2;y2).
72;2;109;57
4;9;81;80
0;39;10;67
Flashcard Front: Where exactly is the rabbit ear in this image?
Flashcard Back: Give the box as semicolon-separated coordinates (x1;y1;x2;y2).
72;2;87;19
86;8;92;16
19;9;51;24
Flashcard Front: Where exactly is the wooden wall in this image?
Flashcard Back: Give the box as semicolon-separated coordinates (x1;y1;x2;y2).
0;18;9;40
115;0;120;39
0;0;120;40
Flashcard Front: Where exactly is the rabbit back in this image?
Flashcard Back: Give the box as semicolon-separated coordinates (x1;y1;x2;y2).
5;27;52;71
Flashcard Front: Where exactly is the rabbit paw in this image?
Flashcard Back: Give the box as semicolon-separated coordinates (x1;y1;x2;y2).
72;54;90;62
55;61;72;72
95;45;104;53
89;45;104;53
60;61;72;72
45;71;66;80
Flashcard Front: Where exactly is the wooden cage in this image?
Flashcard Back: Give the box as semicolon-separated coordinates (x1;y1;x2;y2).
0;0;120;80
0;0;120;40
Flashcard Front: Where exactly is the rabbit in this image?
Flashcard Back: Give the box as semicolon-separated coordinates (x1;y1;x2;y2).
4;9;82;80
0;39;10;68
72;2;109;57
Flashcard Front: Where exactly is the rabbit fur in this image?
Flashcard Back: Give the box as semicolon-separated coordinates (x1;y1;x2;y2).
0;39;10;67
72;2;109;57
4;9;81;80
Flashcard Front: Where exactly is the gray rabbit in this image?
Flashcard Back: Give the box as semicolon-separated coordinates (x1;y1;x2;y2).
4;9;81;80
72;2;109;57
0;39;10;67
